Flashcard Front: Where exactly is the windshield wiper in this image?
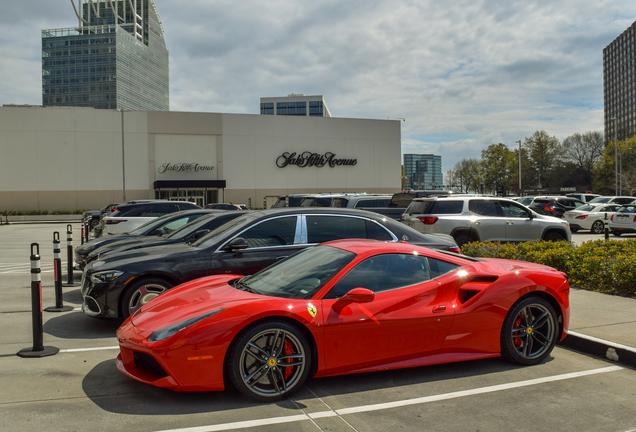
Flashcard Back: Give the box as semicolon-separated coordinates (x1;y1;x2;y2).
235;278;260;294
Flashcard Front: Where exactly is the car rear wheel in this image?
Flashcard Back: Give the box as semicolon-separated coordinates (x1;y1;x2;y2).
500;296;558;365
613;231;622;237
228;321;310;402
453;233;476;247
591;220;604;234
121;277;173;319
543;232;565;242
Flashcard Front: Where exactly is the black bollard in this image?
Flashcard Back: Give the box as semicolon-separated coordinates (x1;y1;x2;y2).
81;224;85;245
17;244;59;357
45;232;73;313
85;220;90;243
66;225;75;285
604;212;609;240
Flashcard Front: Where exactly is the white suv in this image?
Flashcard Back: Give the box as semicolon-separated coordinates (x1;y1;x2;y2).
401;196;571;246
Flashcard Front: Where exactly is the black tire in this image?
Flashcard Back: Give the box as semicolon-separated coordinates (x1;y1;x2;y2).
500;296;558;365
613;230;622;237
543;232;565;242
121;277;173;319
570;228;578;233
591;220;604;235
453;233;476;247
227;321;311;402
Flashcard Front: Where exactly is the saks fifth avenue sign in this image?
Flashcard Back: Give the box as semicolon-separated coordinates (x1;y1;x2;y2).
158;163;215;174
276;152;357;168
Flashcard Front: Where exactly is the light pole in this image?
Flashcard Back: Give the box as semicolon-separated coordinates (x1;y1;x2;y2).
611;117;618;195
120;109;126;203
516;140;522;195
620;147;633;195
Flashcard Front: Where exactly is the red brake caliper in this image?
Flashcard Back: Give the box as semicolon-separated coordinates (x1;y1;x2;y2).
283;338;294;380
513;314;524;347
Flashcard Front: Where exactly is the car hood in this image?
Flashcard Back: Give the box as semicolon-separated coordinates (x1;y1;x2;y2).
130;275;255;329
89;242;194;269
88;236;173;260
75;234;129;253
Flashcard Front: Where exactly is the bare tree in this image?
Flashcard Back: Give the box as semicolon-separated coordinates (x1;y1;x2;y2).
562;131;604;173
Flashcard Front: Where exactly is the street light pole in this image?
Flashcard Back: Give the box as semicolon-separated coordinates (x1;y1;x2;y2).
516;140;522;195
619;147;633;195
611;117;618;196
121;109;126;203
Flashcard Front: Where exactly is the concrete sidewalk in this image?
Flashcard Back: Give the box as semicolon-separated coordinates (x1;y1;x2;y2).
559;288;636;368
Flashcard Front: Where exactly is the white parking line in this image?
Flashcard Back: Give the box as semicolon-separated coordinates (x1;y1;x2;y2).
152;366;622;432
59;346;119;353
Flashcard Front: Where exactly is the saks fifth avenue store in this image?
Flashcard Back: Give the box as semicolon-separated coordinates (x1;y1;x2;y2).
0;106;401;211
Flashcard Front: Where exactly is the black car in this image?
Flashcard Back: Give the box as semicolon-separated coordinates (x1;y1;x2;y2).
81;208;460;320
85;210;248;265
528;196;584;218
75;210;218;269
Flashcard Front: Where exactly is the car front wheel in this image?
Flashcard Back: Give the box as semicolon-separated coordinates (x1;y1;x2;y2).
228;321;311;402
544;232;565;242
591;220;605;234
500;296;558;365
121;277;173;319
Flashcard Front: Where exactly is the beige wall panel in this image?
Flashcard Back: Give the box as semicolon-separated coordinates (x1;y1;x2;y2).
0;130;38;191
76;190;120;209
184;112;222;135
74;132;117;190
0;107;35;131
122;132;150;189
35;107;76;133
35;131;77;191
148;112;222;135
374;139;401;188
37;191;78;211
154;134;218;181
0;191;39;211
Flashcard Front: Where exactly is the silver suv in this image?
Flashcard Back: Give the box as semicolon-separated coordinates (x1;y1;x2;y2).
401;196;571;246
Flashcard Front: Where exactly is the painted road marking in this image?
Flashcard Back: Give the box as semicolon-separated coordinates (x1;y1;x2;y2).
59;346;119;353
151;366;622;432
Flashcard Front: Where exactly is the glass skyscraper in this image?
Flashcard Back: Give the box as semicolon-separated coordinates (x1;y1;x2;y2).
42;0;169;110
260;95;332;117
404;154;443;190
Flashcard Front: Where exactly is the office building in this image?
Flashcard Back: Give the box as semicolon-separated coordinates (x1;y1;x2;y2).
260;94;331;117
42;0;169;111
404;154;443;190
603;20;636;143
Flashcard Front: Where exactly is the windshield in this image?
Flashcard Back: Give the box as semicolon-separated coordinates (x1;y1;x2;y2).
240;246;356;299
617;205;636;213
589;197;611;203
129;212;180;234
578;205;595;212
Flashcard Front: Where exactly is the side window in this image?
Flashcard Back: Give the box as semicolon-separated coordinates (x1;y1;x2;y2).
129;205;152;217
427;257;461;278
365;220;394;241
306;216;367;244
354;199;373;208
240;216;297;248
325;254;431;298
147;204;178;216
162;214;202;234
469;200;499;216
500;201;530;218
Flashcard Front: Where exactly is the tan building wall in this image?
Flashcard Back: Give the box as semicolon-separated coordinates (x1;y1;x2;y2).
0;106;401;211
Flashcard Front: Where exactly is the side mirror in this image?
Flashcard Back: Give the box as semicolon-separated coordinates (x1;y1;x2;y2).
149;228;165;236
333;287;374;311
192;229;210;241
224;237;248;251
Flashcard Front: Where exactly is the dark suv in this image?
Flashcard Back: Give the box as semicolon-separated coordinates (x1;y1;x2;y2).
528;196;584;218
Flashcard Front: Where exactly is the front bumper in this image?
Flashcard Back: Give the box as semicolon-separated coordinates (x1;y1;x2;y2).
81;270;122;318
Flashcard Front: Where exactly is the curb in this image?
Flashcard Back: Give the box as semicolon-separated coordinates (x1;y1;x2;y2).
558;331;636;368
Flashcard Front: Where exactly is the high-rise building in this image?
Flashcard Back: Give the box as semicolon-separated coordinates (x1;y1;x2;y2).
404;154;443;190
42;0;169;111
260;94;331;117
603;21;636;143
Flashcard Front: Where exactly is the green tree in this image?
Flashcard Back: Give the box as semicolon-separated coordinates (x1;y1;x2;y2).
524;130;561;187
450;158;480;193
562;131;604;187
480;143;515;194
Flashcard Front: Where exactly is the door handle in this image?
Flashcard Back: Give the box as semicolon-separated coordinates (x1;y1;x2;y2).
506;221;514;225
432;305;446;313
474;221;481;225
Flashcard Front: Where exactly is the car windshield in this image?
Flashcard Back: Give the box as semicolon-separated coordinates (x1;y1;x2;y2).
617;205;636;213
578;205;595;212
589;197;611;203
128;212;181;234
239;246;356;299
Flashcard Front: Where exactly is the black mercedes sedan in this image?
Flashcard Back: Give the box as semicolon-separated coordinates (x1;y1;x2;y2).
81;208;460;319
74;209;220;269
84;210;248;265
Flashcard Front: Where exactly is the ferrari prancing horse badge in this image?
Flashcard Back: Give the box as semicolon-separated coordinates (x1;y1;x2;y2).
307;304;317;318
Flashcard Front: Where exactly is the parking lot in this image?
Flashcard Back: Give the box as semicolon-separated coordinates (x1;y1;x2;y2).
1;222;636;432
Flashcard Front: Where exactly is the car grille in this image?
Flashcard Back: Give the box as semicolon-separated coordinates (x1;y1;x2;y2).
133;351;168;378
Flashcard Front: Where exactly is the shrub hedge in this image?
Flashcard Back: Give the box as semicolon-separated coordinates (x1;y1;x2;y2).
461;240;636;298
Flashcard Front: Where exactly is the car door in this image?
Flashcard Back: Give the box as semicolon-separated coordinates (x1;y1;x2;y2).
499;200;543;241
320;253;455;374
210;215;305;276
468;200;507;241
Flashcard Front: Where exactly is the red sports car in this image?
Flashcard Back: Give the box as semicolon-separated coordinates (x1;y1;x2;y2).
116;239;570;401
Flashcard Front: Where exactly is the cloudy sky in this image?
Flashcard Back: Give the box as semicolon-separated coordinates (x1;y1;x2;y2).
1;1;635;172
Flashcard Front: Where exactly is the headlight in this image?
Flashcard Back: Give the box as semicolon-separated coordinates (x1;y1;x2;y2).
90;270;124;284
147;309;225;342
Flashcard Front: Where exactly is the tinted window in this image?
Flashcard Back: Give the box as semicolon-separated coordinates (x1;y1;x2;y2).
428;257;461;278
117;204;151;217
615;198;635;204
500;201;530;218
589;197;611;203
365;220;394;241
407;200;463;215
177;202;200;210
469;200;499;216
617;205;636;213
241;216;297;248
306;216;367;244
579;205;595;212
162;214;203;234
331;198;348;208
389;193;415;208
325;253;432;298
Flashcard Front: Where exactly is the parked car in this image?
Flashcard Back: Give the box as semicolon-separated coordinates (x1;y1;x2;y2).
99;201;201;236
588;196;636;205
299;193;354;207
401;196;572;246
271;194;317;208
563;204;621;233
116;239;569;401
205;203;248;210
513;196;536;206
85;211;248;266
565;193;601;203
82;208;460;319
75;210;225;269
528;196;584;218
609;204;636;236
368;190;456;220
330;194;392;208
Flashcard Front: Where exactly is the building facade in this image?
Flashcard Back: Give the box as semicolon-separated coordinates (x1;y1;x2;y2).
42;0;169;111
0;106;401;211
404;154;443;190
260;94;331;117
603;20;636;143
